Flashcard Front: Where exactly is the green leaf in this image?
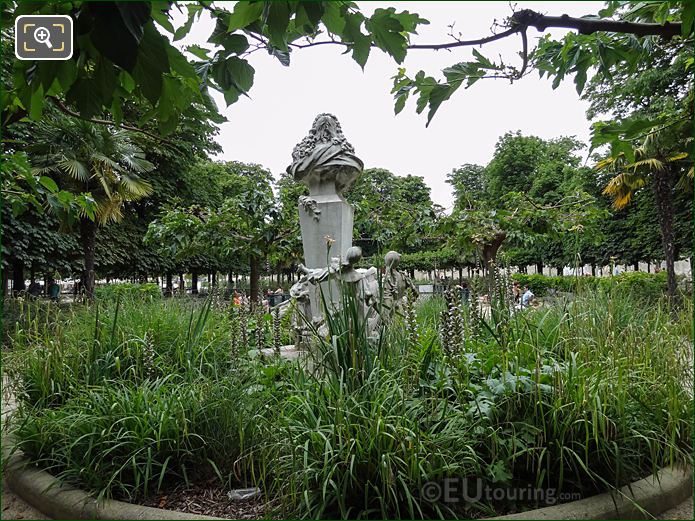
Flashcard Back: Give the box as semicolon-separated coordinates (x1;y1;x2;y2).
223;34;250;54
682;0;694;37
116;2;151;42
574;67;587;94
151;3;175;33
55;60;77;91
366;8;407;64
213;56;255;95
227;57;254;93
208;20;250;54
91;4;141;71
227;1;264;31
342;12;371;69
65;79;101;118
299;2;323;27
321;2;346;34
120;71;135;93
94;58;118;105
425;84;452;127
132;24;170;104
268;46;291;66
186;45;212;60
166;45;198;82
111;98;123;125
266;1;291;51
471;48;497;69
39;176;59;193
391;10;428;32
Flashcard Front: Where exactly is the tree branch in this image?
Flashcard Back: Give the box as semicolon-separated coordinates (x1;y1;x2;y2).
289;26;522;50
286;10;682;53
51;98;174;145
511;9;683;38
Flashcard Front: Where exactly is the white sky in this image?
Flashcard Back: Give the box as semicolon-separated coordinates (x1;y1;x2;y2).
171;1;605;209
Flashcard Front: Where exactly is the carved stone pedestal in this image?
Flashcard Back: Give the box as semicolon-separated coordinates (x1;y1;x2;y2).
299;193;353;269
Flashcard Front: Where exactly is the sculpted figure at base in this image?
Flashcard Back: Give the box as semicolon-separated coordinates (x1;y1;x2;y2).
290;247;383;343
383;250;418;319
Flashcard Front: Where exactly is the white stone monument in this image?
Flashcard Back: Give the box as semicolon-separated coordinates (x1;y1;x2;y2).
287;114;364;321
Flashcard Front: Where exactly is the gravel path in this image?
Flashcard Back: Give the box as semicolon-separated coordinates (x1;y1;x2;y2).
1;480;48;520
658;497;694;519
2;376;47;520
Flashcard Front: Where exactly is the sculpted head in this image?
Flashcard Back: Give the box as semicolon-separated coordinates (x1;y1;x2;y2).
385;251;401;270
344;246;363;266
287;113;363;195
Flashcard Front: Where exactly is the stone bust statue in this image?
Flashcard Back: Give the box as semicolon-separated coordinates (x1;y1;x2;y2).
287;113;364;197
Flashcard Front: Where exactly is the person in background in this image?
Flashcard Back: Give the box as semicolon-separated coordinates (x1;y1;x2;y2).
521;284;535;308
48;278;61;302
460;280;470;305
232;290;241;306
28;281;42;299
512;281;521;304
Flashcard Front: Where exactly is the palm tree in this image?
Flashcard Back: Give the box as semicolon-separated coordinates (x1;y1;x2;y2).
597;131;692;298
31;116;154;298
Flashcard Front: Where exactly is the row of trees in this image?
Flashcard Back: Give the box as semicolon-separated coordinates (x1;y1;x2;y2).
2;1;692;299
4;125;691;299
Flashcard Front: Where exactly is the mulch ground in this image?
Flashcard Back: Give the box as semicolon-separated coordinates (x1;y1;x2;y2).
136;483;269;519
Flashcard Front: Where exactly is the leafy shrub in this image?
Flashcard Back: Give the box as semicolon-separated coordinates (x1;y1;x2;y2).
13;373;270;500
94;282;161;300
4;289;692;515
260;369;484;519
511;271;669;300
596;270;668;300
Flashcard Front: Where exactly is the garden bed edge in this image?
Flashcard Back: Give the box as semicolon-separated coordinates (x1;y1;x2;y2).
3;438;692;520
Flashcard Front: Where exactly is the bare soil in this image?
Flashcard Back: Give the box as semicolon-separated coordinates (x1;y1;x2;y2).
135;483;269;519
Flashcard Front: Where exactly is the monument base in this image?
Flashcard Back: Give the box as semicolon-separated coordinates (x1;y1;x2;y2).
299;195;353;320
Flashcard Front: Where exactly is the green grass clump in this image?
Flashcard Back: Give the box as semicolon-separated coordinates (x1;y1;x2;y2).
3;287;692;518
94;282;162;301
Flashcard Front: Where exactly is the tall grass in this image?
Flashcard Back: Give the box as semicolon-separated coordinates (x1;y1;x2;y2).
253;287;693;518
3;288;692;517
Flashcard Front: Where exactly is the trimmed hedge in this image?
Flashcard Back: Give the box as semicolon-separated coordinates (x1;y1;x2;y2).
511;271;669;300
94;282;161;300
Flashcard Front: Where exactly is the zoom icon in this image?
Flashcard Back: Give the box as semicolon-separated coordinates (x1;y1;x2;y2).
15;15;73;60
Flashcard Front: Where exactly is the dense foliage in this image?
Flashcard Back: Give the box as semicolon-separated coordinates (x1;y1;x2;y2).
5;286;692;517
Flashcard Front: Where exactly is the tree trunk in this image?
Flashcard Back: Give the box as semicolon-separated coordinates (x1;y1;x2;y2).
165;273;173;297
80;219;97;299
652;169;677;298
12;258;25;295
482;232;506;276
249;257;260;308
191;271;199;294
179;273;185;295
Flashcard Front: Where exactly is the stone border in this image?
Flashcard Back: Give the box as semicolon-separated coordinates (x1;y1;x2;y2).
2;442;221;520
490;465;693;519
3;438;692;520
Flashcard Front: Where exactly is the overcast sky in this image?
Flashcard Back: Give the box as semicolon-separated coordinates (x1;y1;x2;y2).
172;1;605;209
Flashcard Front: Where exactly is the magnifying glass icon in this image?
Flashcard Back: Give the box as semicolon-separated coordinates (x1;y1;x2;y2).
33;26;53;48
